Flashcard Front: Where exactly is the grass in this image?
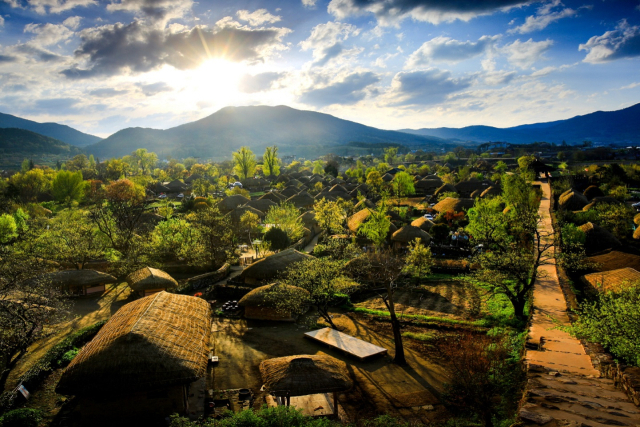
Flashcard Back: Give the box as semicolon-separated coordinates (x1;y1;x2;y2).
402;331;437;342
352;307;490;327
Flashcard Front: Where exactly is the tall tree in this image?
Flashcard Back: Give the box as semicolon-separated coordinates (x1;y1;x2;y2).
51;170;86;206
263;146;280;177
357;203;391;249
314;198;348;235
265;202;304;242
131;148;158;175
233;146;257;180
392;171;415;199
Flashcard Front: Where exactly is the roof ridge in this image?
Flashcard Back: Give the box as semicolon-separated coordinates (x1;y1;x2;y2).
130;291;163;334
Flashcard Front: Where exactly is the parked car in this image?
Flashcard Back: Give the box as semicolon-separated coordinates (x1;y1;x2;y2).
424;214;434;220
177;193;184;198
158;193;167;199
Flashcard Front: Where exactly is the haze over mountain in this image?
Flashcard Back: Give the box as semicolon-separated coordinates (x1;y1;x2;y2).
86;105;448;159
0;112;101;147
0;128;83;155
400;103;640;145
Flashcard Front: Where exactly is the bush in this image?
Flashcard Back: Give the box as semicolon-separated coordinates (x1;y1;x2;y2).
0;408;42;427
263;227;290;251
57;347;80;367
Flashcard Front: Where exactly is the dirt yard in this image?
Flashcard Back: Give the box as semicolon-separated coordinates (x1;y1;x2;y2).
208;311;449;424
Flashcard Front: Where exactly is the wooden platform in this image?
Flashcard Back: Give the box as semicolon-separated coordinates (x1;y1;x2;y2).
304;327;388;360
266;393;336;417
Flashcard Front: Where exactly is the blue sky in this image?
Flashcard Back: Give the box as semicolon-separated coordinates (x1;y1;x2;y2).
0;0;639;137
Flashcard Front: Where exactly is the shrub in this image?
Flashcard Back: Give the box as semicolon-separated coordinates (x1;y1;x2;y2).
57;347;80;367
263;227;290;251
0;408;43;427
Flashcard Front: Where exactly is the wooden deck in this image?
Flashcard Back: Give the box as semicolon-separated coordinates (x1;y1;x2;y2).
266;393;336;417
304;327;388;360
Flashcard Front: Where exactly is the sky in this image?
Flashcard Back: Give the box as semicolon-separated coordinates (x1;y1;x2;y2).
0;0;639;138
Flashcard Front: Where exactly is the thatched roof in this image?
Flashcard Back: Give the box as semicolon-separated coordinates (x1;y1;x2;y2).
298;211;319;229
126;267;178;292
244;198;277;213
280;187;299;198
56;292;211;394
382;173;394;182
582;268;640;292
260;191;286;202
582;197;620;211
583;185;605;200
239;249;314;283
354;198;376;210
287;192;315;209
329;184;348;193
578;222;621;254
238;283;309;307
24;269;117;288
455;178;487;195
288;179;303;187
634;213;640;226
433;183;457;197
411;216;435;231
260;355;352;397
217;194;251;212
558;191;588;211
227;205;266;222
634;227;640;240
432;197;475;213
347;209;371;233
391;225;432;244
480;186;502;198
329;178;345;185
587;250;640;272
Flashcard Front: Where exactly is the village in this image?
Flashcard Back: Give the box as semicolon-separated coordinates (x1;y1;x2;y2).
1;144;640;427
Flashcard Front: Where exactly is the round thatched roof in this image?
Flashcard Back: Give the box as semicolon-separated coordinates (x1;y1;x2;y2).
260;354;352;397
354;198;376;210
126;267;178;292
382;173;394;182
411;216;435;231
238;283;309;308
24;269;117;288
391;225;432;244
329;184;348;193
281;187;300;198
455;178;486;194
217;194;251;212
582;197;620;211
578;222;621;254
432;197;475;213
259;192;286;202
239;249;314;284
287;192;315;209
56;292;211;395
298;210;317;226
634;227;640;240
433;183;457;197
329;178;345;185
634;213;640;226
480;186;502;198
244;198;277;213
558;191;588;211
227;205;266;222
347;209;371;233
583;185;605;200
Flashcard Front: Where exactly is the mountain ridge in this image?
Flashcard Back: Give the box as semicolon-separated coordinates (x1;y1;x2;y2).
0;127;83;155
0;112;101;147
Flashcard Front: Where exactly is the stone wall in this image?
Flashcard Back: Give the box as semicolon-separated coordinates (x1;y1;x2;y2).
187;263;230;289
583;341;640;406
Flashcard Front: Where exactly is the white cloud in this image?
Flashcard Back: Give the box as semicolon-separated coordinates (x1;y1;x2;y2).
106;0;192;23
26;0;96;14
510;1;576;34
63;16;82;30
236;9;281;26
302;0;317;8
405;35;499;67
501;38;553;69
300;21;361;67
619;82;640;89
385;68;472;107
580;20;640;63
371;52;398;68
0;16;4;27
298;70;380;107
24;22;74;47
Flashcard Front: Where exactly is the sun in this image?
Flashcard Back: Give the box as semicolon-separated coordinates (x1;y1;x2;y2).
191;58;244;101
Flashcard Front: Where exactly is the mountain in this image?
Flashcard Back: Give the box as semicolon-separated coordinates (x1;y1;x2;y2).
0;128;83;155
400;103;640;144
87;105;448;159
0;112;101;147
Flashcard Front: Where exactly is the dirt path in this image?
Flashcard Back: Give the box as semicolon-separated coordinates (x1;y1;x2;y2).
520;180;640;427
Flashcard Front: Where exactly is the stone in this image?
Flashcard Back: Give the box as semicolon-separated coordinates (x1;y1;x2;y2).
549;372;561;377
520;409;554;425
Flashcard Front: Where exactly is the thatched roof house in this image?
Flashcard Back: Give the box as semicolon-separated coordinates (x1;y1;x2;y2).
411;216;435;232
634;227;640;240
582;197;620;211
587;250;640;273
24;269;117;296
455;178;488;197
581;268;640;293
558;190;588;211
354;198;376;210
298;211;320;235
634;213;640;226
238;283;309;321
227;205;266;222
433;183;457;197
347;209;371;233
238;249;314;286
281;187;300;198
287;192;315;209
432;197;475;213
126;267;178;296
244;198;277;213
260;191;286;203
391;225;432;247
583;185;605;200
58;292;211;394
217;194;251;212
480;186;501;198
578;222;621;254
260;355;352;407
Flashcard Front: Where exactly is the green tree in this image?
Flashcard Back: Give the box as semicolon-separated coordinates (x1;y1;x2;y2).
233;146;257;180
366;170;384;195
403;238;434;285
131;148;158;175
21;158;31;173
314;198;348;235
265;202;304;242
150;217;197;263
9;168;53;202
192;178;211;197
263;146;281;177
312;161;324;175
264;227;290;251
52;170;86;206
392;171;415;198
384;147;398;165
185;206;236;266
239;211;262;245
358;203;391;248
0;214;18;244
494;161;508;174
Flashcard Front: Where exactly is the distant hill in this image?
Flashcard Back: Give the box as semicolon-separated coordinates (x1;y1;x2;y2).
400;103;640;144
0;112;101;147
0;128;83;155
87;105;447;159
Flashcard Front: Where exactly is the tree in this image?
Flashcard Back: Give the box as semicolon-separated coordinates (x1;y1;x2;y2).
233;146;257;180
21;159;31;173
9;169;52;202
264;227;290;251
65;154;89;172
517;155;535;172
493;161;508;174
150;217;198;263
51;170;85;206
403;238;434;285
281;257;357;329
314;198;348;235
384;147;398;165
239;211;261;245
324;161;338;177
104;159;129;180
185;206;236;267
192;178;211;197
312;161;324;175
0;214;18;244
131;148;158;175
358;203;391;248
263;146;280;177
265;202;304;242
392;171;415;199
366;170;384;195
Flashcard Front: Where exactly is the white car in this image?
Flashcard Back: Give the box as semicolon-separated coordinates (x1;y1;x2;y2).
158;194;167;199
177;193;184;198
424;214;434;220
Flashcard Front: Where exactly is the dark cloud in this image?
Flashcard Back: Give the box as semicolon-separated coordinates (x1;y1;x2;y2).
106;0;192;22
0;55;18;63
89;88;129;97
580;21;640;63
62;21;290;79
299;71;380;107
238;72;287;93
387;69;471;106
135;81;172;96
3;84;28;92
15;44;65;62
329;0;530;24
34;97;80;111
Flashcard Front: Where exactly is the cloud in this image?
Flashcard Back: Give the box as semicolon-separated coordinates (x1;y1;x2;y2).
509;0;576;34
89;87;129;97
299;71;380;107
328;0;531;26
406;35;499;67
580;20;640;63
24;22;74;47
501;38;553;68
236;9;281;26
61;20;291;79
33;97;80;111
385;68;471;106
302;0;316;8
300;21;361;67
238;71;287;93
0;54;18;63
63;16;82;30
106;0;192;23
0;16;4;27
620;82;640;90
135;81;172;96
24;0;97;14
